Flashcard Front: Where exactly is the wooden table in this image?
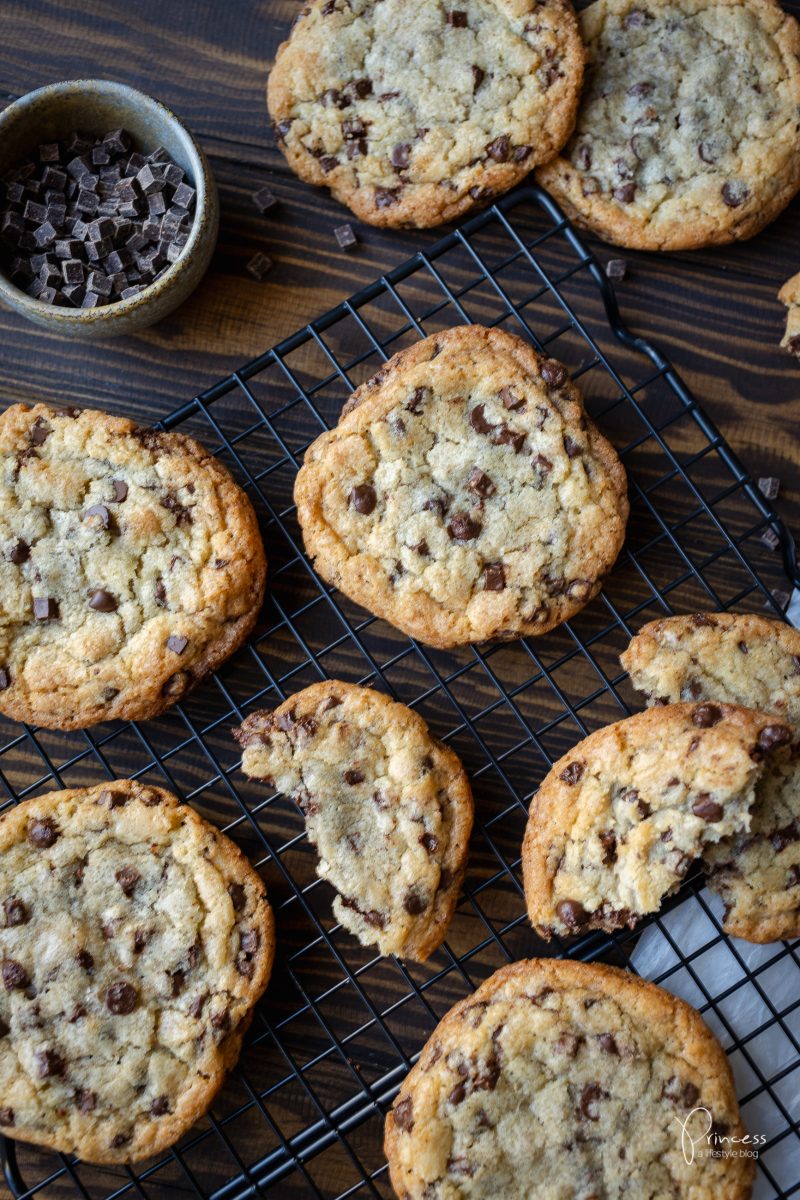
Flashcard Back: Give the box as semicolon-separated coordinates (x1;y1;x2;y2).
1;0;798;549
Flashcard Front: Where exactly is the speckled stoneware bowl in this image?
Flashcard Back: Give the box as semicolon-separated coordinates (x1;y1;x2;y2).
0;80;219;338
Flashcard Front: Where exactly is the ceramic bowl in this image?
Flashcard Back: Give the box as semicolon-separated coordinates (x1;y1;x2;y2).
0;79;219;338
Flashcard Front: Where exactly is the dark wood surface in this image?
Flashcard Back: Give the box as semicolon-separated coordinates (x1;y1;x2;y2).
0;0;798;544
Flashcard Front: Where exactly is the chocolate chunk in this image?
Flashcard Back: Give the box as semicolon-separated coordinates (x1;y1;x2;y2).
662;1076;699;1107
0;667;9;691
613;183;636;203
391;143;411;169
1;958;29;989
3;898;29;926
447;512;481;540
228;883;247;912
28;817;59;847
106;981;138;1014
150;1095;170;1116
599;831;617;865
8;539;29;564
375;187;400;208
486;135;511;162
246;252;273;280
482;562;506;591
75;1088;97;1115
88;588;118;612
598;1033;619;1055
692;795;723;821
252;185;278;214
758;476;780;500
468;466;495;496
692;703;722;727
0;1108;14;1126
555;898;589;929
84;503;111;528
563;435;581;458
76;949;94;970
491;424;525;453
540;359;568;388
115;865;140;896
721;180;748;208
578;1082;608;1120
36;1048;65;1078
167;635;189;655
472;64;485;91
469;403;494;434
559;761;585;786
350;483;376;514
605;258;627;281
555;1033;582;1057
499;386;524;410
112;478;128;502
758;724;792;751
393;1095;414;1132
447;9;468;25
334;223;357;249
404;887;427;915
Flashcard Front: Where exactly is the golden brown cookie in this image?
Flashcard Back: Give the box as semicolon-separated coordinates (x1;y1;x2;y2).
0;403;266;729
385;957;754;1199
267;0;585;227
235;680;473;961
294;326;628;648
537;0;800;250
0;780;274;1163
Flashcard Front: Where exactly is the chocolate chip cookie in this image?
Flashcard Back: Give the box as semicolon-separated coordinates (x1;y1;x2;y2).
235;681;473;960
522;702;791;938
294;327;628;648
0;403;266;728
537;0;800;250
623;611;800;942
779;270;800;359
385;957;754;1199
267;0;585;228
0;780;274;1163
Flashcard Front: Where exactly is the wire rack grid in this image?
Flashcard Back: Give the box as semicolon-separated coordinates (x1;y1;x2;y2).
1;185;799;1200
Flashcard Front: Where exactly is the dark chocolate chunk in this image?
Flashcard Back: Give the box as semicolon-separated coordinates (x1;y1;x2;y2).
246;251;273;280
468;466;495;496
692;703;722;727
404;888;427;915
28;817;59;847
36;1048;65;1078
447;512;481;540
559;761;584;786
115;865;140;896
578;1082;608;1120
334;223;357;249
8;539;29;564
605;258;627;281
1;958;29;989
393;1095;414;1132
350;483;376;514
540;359;568;388
0;1108;13;1126
721;180;748;208
33;596;58;620
344;768;365;784
88;587;118;612
167;635;189;655
692;795;724;821
112;479;128;502
758;723;792;751
447;9;468;24
106;981;138;1014
485;134;511;162
555;898;589;929
758;476;780;500
482;562;506;591
3;898;29;927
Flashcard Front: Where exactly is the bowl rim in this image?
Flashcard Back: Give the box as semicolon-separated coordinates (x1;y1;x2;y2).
0;78;211;323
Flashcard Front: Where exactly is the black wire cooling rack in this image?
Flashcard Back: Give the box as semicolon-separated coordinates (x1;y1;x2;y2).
2;185;800;1200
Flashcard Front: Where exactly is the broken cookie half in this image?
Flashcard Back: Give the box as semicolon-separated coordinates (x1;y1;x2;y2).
234;681;473;960
522;702;792;939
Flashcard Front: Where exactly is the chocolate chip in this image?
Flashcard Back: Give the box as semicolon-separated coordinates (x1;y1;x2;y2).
36;1048;65;1077
447;512;481;540
112;479;128;502
485;134;511;162
468;466;495;496
531;453;553;476
167;634;189;655
758;476;780;501
692;703;722;727
578;1082;608;1120
8;539;29;564
391;143;411;169
599;831;617;865
350;483;376;514
33;596;59;620
404;888;427;915
29;418;51;445
555;898;589;929
84;503;111;528
559;761;585;786
375;187;400;208
692;795;723;821
115;865;140;896
1;958;29;989
491;424;525;453
88;588;118;612
3;898;29;926
469;403;494;434
482;563;506;591
110;1133;131;1149
228;883;246;912
758;724;792;751
721;181;748;208
563;435;581;459
447;9;468;25
613;182;636;203
340;895;386;928
344;768;364;785
540;359;568;388
0;1108;14;1126
106;981;138;1014
393;1095;414;1131
28;817;59;847
662;1076;699;1107
598;1033;619;1055
150;1095;170;1116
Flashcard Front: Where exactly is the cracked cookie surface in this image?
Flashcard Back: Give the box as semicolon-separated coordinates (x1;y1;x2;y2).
0;780;274;1163
385;957;753;1199
537;0;800;250
294;327;628;648
267;0;584;227
235;681;473;960
0;403;266;729
522;702;791;938
623;611;800;942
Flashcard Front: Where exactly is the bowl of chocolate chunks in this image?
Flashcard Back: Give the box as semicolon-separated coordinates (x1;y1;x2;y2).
0;79;219;338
